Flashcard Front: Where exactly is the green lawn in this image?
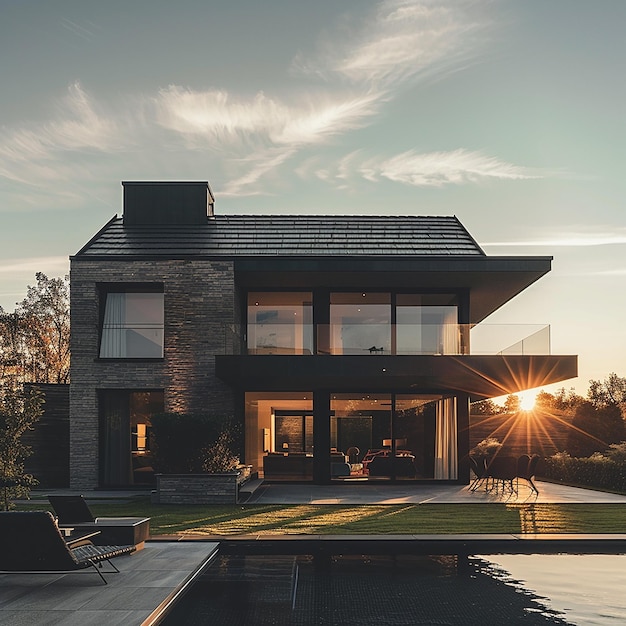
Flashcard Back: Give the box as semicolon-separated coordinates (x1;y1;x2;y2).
16;497;626;536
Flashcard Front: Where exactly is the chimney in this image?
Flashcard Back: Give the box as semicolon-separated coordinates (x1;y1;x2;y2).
122;181;214;225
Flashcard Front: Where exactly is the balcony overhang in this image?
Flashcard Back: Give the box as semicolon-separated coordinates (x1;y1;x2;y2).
215;354;578;401
234;255;553;323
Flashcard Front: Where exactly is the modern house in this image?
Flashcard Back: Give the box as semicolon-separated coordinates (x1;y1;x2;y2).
69;181;577;489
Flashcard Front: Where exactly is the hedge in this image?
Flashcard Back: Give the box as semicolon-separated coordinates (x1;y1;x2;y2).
541;452;626;494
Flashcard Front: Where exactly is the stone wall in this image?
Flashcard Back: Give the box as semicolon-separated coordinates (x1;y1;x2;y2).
69;258;236;489
154;473;240;504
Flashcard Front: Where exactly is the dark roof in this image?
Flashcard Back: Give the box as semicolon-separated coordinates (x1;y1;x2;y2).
73;215;485;258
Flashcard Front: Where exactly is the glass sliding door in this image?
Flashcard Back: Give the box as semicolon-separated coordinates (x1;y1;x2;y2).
331;394;392;480
245;392;313;481
99;389;163;486
328;393;457;481
394;395;439;479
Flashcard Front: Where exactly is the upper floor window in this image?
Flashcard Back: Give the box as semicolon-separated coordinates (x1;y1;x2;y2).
330;292;391;355
396;294;458;355
247;292;313;355
99;292;164;358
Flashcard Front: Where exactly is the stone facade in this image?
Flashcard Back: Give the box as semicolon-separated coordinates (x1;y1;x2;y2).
154;472;242;504
69;258;236;489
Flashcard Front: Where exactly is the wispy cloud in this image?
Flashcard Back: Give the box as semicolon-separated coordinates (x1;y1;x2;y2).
593;268;626;276
295;0;488;87
0;256;69;275
220;148;297;197
361;149;537;186
0;1;540;201
482;233;626;247
298;148;538;188
154;86;381;148
0;83;123;187
60;18;98;42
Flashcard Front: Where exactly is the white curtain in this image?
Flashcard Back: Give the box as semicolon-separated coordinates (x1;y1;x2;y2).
441;308;460;354
434;397;458;479
99;293;127;357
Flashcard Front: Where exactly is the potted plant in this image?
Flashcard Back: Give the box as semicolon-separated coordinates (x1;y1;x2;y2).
150;412;249;504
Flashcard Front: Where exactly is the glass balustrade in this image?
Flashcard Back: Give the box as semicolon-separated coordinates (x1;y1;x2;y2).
222;323;551;356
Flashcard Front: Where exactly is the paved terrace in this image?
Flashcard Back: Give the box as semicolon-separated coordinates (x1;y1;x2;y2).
243;479;626;504
2;480;626;625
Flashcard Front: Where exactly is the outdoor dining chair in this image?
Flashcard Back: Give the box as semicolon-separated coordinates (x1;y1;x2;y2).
469;456;489;491
516;454;540;494
485;456;518;493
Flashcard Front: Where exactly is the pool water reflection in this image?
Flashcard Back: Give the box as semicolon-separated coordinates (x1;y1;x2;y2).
161;552;626;625
480;554;626;625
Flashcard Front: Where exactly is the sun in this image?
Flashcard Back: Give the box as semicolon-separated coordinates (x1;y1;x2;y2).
518;390;538;411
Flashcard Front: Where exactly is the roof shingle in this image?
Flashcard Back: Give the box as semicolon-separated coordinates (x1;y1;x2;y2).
73;215;485;258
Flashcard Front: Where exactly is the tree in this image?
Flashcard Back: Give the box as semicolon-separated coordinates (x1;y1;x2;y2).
535;388;584;413
566;399;625;457
588;373;626;414
0;310;26;381
0;384;44;510
535;390;554;411
470;399;502;416
0;273;70;385
503;394;521;413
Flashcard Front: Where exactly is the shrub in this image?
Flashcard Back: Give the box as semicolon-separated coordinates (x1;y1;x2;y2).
470;437;503;458
542;446;626;494
0;385;44;510
151;412;241;474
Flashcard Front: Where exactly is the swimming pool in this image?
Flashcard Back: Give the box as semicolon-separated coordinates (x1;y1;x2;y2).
159;549;626;625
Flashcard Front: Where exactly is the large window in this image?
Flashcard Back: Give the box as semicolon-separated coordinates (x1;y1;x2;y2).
100;292;164;358
396;294;459;355
247;292;313;355
245;291;460;356
330;293;391;355
245;392;313;480
330;393;456;481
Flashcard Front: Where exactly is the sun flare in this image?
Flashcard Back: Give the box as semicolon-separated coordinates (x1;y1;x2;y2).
519;390;538;411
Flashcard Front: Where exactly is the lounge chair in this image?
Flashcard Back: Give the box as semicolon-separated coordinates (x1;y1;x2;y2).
0;511;135;584
48;494;150;548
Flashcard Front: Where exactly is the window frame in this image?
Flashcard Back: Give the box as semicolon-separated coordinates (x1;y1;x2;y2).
98;283;165;360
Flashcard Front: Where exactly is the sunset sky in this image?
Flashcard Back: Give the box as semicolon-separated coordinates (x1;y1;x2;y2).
1;0;625;394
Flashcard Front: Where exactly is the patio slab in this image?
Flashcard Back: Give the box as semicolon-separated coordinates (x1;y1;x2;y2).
244;479;626;505
0;541;218;626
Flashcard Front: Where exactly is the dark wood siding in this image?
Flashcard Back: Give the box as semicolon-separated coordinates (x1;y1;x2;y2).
23;384;70;488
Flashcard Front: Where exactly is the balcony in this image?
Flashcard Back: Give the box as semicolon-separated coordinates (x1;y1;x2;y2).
215;323;577;398
222;323;552;356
